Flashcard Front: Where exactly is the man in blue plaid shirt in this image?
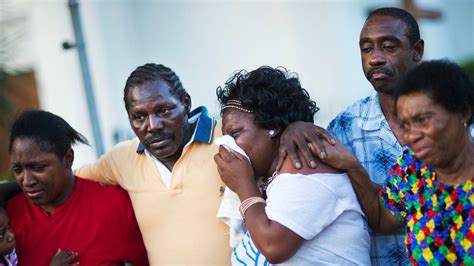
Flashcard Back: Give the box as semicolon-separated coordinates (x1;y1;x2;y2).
326;7;424;265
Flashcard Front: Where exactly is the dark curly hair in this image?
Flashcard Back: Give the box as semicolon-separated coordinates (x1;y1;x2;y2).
123;63;187;112
395;59;474;124
216;66;319;130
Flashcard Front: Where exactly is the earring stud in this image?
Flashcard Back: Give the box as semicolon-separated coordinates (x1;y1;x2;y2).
269;130;275;136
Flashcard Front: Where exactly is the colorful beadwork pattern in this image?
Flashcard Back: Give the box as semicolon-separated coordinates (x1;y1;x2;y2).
381;148;474;265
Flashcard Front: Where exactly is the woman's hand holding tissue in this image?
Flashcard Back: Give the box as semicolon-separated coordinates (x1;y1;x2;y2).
214;145;261;200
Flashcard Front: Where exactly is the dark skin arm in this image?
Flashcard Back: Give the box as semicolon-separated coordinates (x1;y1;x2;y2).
277;121;336;170
319;137;404;233
0;181;21;208
214;146;303;263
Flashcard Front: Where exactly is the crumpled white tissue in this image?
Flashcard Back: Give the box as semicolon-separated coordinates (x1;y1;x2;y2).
214;135;250;162
214;134;249;248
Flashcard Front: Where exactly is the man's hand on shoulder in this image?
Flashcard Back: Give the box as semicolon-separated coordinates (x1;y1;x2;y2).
277;121;336;171
319;137;361;172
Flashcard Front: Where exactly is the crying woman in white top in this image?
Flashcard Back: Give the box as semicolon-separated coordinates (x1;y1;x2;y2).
214;66;370;266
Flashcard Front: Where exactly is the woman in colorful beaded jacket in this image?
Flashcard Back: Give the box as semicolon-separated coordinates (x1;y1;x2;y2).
322;60;474;265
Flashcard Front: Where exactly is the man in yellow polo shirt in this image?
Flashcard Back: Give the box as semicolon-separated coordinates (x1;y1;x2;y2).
76;63;230;265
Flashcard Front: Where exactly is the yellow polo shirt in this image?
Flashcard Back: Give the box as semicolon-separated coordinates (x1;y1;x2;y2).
77;107;230;265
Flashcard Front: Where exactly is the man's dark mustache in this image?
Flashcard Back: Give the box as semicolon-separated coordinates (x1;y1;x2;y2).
367;67;393;78
143;132;176;146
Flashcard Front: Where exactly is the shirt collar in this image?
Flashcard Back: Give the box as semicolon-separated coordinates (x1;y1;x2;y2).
360;93;401;148
136;106;215;154
359;93;386;131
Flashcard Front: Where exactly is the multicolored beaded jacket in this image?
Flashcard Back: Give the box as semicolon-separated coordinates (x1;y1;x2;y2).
381;148;474;265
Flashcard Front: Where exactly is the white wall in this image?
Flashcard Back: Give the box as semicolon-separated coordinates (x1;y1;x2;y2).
20;1;96;168
14;0;474;168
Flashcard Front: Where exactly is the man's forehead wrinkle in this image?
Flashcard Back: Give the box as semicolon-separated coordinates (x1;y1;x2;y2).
362;17;408;38
129;91;178;110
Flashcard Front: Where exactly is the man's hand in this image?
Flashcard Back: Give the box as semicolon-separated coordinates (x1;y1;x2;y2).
277;122;336;170
320;137;404;233
49;249;78;266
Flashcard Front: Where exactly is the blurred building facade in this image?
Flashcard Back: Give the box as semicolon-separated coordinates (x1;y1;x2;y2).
1;0;473;170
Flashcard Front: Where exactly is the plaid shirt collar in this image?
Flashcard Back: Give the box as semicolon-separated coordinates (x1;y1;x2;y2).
357;93;385;131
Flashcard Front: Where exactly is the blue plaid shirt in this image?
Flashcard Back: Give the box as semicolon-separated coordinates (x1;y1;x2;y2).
327;93;408;266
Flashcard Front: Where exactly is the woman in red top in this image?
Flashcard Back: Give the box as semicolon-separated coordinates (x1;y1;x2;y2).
7;110;149;266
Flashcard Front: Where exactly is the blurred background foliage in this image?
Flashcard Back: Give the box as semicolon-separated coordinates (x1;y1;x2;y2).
0;3;39;181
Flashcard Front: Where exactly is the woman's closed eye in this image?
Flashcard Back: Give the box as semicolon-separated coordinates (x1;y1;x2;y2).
229;129;241;139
